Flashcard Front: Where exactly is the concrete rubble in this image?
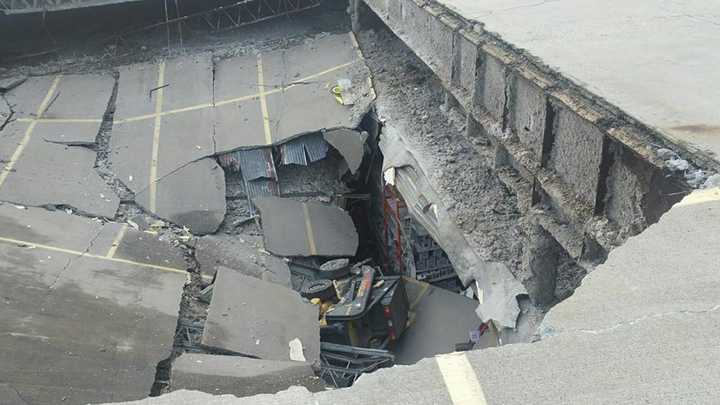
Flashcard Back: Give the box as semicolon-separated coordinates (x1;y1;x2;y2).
254;196;359;258
193;234;292;286
170;353;324;397
105;186;720;405
2;1;719;404
395;277;498;365
323;128;368;175
202;269;321;362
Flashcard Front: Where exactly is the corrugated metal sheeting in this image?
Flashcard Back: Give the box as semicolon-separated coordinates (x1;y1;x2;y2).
280;133;329;166
217;133;331;213
218;148;277;180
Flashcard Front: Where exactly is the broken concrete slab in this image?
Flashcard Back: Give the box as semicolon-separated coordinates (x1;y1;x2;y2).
213;53;258;103
115;62;160;119
112;227;188;270
157;108;215;178
323;128;368;174
202;269;320;363
194;234;291;287
265;78;361;144
3;75;57;118
0;204;123;254
0;75;27;93
109;119;154;193
0;231;186;403
213;100;266;153
0;121;120;218
162;53;214;111
42;73;114;119
543;187;720;335
213;33;373;152
136;157;226;235
254;197;358;257
395;277;497;365
36;120;101;146
262;33;357;87
171;353;324;397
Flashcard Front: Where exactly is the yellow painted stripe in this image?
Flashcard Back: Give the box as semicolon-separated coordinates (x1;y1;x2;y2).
0;75;62;190
284;61;356;90
149;62;166;213
436;352;488;405
114;61;356;124
256;53;273;145
106;223;128;258
0;235;187;276
302;203;318;256
213;93;261;108
410;281;431;310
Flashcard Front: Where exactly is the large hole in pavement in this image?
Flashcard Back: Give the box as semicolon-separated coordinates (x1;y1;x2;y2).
0;0;703;401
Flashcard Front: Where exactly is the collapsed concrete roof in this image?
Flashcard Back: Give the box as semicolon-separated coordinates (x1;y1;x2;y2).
103;186;720;405
380;124;526;328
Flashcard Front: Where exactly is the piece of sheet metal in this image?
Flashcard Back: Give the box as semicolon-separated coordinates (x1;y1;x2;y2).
280;133;329;166
219;148;277;181
281;139;308;166
245;178;279;200
304;133;329;163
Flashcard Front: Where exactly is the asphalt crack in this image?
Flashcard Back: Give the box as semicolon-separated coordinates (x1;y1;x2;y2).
47;227;104;290
577;304;720;335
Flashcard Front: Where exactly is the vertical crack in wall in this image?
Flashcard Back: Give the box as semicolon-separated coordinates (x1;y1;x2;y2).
540;99;556;168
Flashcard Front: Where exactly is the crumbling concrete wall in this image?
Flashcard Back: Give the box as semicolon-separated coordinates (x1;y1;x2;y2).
361;0;689;253
359;0;692;327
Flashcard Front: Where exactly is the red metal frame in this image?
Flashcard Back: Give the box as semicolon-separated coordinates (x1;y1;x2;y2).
382;184;405;275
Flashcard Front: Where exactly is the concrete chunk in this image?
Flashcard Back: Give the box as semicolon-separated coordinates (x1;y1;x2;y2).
323;128;368;174
171;354;323;397
254;197;359;257
395;278;497;365
202;269;320;363
0;75;27;93
194;234;291;287
42;73;114;119
0;207;186;403
0;121;120;218
136;157;226;235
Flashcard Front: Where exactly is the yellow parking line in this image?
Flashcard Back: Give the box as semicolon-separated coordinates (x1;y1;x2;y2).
256;53;273;145
114;60;357;125
106;223;128;258
0;235;187;276
149;62;166;213
436;352;488;405
0;75;62;190
302;203;318;256
213;93;260;108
